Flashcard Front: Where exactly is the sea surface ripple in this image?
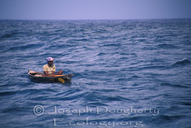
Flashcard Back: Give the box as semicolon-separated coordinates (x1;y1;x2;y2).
0;19;191;128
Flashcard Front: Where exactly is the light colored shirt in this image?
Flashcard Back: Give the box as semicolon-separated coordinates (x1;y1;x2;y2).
43;64;56;75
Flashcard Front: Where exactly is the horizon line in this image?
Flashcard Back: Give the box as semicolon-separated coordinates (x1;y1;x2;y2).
0;18;191;21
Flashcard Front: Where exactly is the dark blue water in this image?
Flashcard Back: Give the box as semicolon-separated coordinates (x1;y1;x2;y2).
0;19;191;128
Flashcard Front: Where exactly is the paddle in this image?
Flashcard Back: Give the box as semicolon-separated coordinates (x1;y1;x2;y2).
47;74;74;77
44;74;74;78
48;75;66;77
58;78;65;83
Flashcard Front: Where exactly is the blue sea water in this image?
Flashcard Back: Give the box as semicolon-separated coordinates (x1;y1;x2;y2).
0;19;191;128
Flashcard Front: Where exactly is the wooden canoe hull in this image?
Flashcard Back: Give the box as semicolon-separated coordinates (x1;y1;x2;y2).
28;70;73;83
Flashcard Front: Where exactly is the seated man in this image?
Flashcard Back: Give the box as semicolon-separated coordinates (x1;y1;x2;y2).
43;57;63;76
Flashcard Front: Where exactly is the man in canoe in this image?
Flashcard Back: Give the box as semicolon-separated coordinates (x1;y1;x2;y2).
42;57;63;76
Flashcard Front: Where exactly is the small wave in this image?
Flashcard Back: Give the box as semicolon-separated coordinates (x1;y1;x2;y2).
0;91;17;96
153;114;186;124
0;88;55;97
102;43;121;47
173;58;191;66
157;43;177;49
0;31;18;39
1;43;45;53
180;101;191;106
105;96;131;101
160;83;190;88
97;52;106;56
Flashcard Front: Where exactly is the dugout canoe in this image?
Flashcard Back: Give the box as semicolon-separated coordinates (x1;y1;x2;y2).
28;69;73;83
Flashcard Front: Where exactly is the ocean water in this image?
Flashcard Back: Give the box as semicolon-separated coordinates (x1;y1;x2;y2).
0;19;191;128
